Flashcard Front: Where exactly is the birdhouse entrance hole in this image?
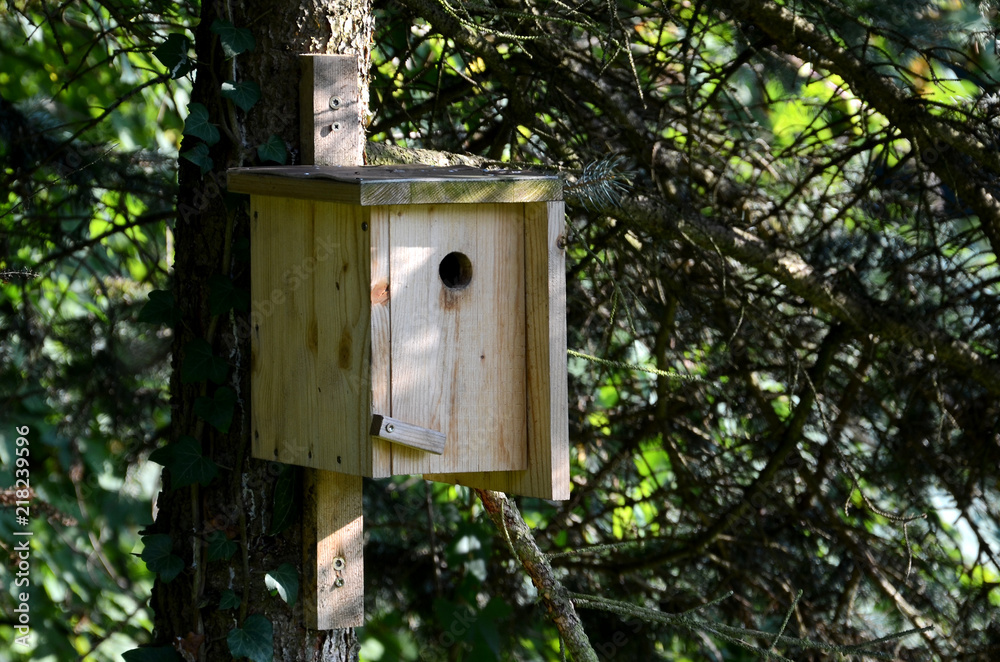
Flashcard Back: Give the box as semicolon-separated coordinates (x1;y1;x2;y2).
439;251;473;289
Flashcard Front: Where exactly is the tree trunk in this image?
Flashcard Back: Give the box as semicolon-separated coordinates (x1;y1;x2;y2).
152;1;372;660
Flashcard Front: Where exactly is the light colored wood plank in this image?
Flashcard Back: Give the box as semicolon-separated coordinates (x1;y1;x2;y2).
251;196;321;466
311;201;373;476
227;165;562;205
250;197;373;476
388;203;528;475
299;55;363;167
303;470;364;629
370;414;446;454
427;201;570;499
369;205;393;477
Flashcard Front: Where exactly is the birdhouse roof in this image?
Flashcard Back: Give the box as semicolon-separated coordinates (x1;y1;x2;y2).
227;165;562;206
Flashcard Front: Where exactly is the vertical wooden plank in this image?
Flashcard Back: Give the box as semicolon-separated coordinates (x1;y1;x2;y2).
251;196;322;467
388;203;527;475
299;55;364;167
250;199;372;476
427;201;569;499
297;51;367;634
303;471;364;629
369;205;393;477
311;201;372;476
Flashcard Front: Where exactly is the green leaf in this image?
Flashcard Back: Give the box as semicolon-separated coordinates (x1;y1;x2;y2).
221;81;261;112
219;589;241;610
153;34;193;78
206;530;238;562
122;647;182;662
149;436;218;490
140;534;184;583
227;614;273;662
137;289;175;325
211;20;256;58
182;338;229;384
194;386;237;433
180;142;213;175
183;103;220;146
264;563;299;605
256;135;287;164
268;464;297;535
209;274;250;315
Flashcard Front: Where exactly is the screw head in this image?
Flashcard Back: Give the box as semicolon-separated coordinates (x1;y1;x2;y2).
333;557;346;571
334;577;345;588
385;424;395;433
332;122;342;132
329;95;342;109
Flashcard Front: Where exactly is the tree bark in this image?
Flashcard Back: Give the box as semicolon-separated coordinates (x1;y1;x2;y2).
153;1;372;660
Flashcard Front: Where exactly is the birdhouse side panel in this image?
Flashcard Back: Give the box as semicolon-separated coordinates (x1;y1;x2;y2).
250;196;374;476
387;203;529;475
426;201;569;499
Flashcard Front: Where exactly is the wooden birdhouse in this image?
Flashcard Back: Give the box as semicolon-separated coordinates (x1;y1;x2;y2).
227;165;569;500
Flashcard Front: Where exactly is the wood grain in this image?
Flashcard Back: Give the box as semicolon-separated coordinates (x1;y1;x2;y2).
388;203;528;475
427;201;570;499
302;470;364;629
370;414;446;455
250;197;374;476
299;55;363;166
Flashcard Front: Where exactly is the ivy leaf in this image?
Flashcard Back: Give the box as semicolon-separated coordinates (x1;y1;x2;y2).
221;80;261;112
227;614;273;662
139;534;184;583
268;464;297;535
181;338;229;384
137;289;175;325
183;103;220;146
206;530;238;562
209;274;250;315
149;436;218;490
194;386;237;433
153;34;193;79
264;563;299;605
122;647;182;662
219;589;241;610
180;142;213;175
256;135;287;164
211;20;256;58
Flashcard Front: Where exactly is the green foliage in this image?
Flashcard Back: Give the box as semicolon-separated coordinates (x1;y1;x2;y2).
210;20;256;58
221;80;261;112
181;339;229;384
181;142;214;174
139;535;184;583
154;34;195;78
149;436;218;489
193;386;237;433
209;274;250;315
227;614;273;662
206;530;239;562
183;103;221;146
257;135;288;164
137;289;177;325
264;563;299;605
220;589;241;610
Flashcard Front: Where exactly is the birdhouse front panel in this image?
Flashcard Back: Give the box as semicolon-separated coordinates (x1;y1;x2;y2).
230;165;569;500
385;203;527;475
